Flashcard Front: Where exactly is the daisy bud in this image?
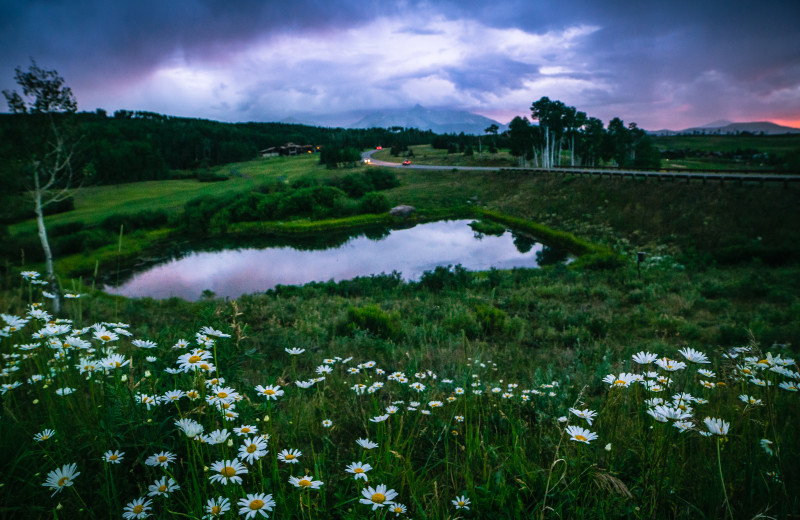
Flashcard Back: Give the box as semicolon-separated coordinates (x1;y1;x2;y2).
605;443;612;452
144;370;152;378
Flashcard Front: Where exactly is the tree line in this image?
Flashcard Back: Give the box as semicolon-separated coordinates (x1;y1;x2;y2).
508;97;660;169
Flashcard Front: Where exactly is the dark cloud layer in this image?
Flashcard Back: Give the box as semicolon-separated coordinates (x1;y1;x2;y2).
1;0;798;129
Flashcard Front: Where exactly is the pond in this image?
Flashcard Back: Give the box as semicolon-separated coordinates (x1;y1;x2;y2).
104;219;569;300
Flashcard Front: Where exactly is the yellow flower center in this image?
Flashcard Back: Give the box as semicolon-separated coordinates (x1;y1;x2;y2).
221;403;230;409
113;362;121;367
133;505;144;514
220;466;236;478
241;427;251;433
614;380;625;386
57;476;69;487
211;506;221;514
264;389;275;395
109;454;118;461
158;484;167;493
188;355;201;363
217;392;228;398
157;456;168;463
758;359;769;365
372;493;386;503
100;335;110;341
249;500;264;510
458;501;466;506
285;454;295;460
247;444;257;453
298;479;312;487
200;364;210;370
354;468;364;473
575;435;587;442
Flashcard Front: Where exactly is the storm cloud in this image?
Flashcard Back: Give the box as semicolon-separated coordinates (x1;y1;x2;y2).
1;0;798;129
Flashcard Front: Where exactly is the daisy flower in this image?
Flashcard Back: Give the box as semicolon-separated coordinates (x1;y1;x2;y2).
356;438;379;450
200;326;231;338
277;448;302;464
34;429;55;442
655;357;687;372
602;373;637;388
177;349;212;372
289;475;324;489
161;390;185;404
238;493;275;519
632;351;658;364
203;429;231;445
452;495;471;510
175;418;204;438
322;419;333;427
132;339;157;349
209;459;248;485
569;408;598;425
255;384;283;400
698;369;716;378
102;353;129;370
234;424;258;436
147;476;179;497
389;503;408;516
103;449;125;464
370;414;390;423
360;484;398;510
122;497;153;519
93;329;119;343
42;463;79;496
703;417;730;436
205;497;231;518
566;425;598;444
285;347;305;355
345;461;372;481
238;436;268;464
145;451;176;468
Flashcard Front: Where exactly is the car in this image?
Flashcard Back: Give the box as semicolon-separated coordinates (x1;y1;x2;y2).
402;160;411;166
363;158;371;164
376;146;382;150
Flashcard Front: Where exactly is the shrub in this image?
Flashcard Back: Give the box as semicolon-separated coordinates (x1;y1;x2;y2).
337;304;401;340
475;303;507;335
358;192;390;214
419;264;472;291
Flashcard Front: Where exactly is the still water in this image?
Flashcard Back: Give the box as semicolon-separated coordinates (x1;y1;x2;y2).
105;220;567;300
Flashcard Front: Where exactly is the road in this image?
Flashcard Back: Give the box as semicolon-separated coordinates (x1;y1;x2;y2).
361;149;800;185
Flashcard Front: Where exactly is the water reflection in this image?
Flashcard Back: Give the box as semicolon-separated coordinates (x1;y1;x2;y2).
105;220;567;300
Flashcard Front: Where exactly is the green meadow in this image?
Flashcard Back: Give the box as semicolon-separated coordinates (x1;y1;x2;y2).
1;151;799;519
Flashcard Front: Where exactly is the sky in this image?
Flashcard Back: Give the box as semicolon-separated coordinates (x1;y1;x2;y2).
1;0;799;130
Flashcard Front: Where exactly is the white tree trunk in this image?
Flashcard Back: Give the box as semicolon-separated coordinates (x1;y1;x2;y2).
33;173;60;314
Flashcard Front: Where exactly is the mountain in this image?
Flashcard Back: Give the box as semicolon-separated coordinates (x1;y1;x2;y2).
350;104;505;135
649;121;800;136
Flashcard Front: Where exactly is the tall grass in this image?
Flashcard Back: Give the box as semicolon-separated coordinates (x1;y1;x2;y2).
1;261;797;519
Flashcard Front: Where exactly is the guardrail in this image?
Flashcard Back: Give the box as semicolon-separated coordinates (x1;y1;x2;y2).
499;167;800;187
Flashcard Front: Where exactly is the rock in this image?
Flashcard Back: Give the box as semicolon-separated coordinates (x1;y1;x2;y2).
389;205;416;218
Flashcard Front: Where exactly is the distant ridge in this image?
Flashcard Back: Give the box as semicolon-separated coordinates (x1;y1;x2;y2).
649;121;800;136
350;104;505;135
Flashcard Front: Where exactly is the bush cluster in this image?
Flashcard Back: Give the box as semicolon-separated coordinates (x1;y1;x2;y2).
181;171;398;235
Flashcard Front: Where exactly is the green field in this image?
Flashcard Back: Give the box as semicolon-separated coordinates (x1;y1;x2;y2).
1;152;799;519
